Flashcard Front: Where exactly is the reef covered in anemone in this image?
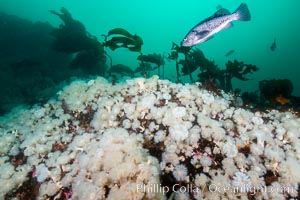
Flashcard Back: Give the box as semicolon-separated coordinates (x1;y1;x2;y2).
0;76;300;200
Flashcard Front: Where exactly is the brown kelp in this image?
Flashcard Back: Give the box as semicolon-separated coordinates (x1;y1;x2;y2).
50;7;107;75
50;7;100;53
137;53;165;77
224;59;259;92
134;62;157;76
102;28;144;77
168;42;191;82
137;53;165;67
181;48;208;75
196;58;258;93
197;59;223;92
102;28;143;52
70;48;107;75
109;64;134;77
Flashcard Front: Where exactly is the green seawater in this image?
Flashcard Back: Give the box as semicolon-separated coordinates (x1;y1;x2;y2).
0;0;300;113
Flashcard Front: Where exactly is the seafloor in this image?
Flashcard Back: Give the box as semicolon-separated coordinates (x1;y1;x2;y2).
0;76;299;200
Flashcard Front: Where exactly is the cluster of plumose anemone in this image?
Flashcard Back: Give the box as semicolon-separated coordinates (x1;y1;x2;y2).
0;76;299;199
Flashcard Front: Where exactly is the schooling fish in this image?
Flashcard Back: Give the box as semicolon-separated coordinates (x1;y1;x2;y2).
225;49;235;57
270;38;276;51
181;3;251;47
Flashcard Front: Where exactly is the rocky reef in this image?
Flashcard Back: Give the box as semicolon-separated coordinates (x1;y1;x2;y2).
0;76;299;199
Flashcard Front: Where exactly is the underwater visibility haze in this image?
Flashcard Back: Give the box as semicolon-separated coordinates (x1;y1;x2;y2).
1;1;300;199
1;0;300;113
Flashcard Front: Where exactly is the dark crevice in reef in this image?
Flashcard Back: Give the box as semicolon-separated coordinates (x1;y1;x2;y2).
5;173;40;200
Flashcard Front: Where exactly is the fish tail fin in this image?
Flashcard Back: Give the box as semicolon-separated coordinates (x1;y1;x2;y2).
234;3;251;21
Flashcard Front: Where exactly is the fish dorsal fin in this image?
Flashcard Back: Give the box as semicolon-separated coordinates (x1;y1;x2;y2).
214;8;230;16
200;8;230;24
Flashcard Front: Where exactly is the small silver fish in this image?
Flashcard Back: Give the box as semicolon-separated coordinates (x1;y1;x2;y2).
181;3;251;47
270;38;276;51
225;49;235;57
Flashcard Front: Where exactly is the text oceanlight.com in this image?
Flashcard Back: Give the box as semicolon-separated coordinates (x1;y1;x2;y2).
136;183;297;196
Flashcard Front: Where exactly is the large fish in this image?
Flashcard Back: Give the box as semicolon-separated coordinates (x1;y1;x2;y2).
181;3;251;47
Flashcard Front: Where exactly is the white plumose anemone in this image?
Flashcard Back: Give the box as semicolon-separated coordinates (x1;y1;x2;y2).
232;172;252;192
173;164;188;182
169;124;190;142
